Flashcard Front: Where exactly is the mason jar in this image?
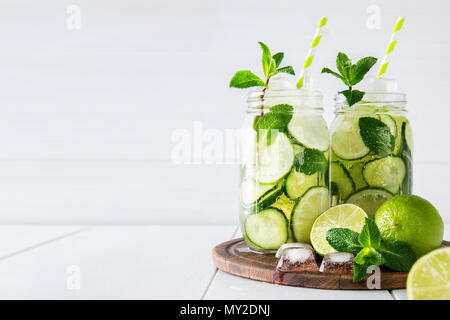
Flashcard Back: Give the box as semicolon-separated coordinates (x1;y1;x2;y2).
330;90;412;218
239;86;330;252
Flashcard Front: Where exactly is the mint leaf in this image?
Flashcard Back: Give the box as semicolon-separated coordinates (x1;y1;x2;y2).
336;52;352;85
270;104;294;119
359;117;395;156
353;261;370;282
378;241;417;272
254;104;293;145
258;41;273;77
321;68;345;82
358;218;381;249
294;148;328;175
252;115;261;131
350;56;377;86
326;228;362;255
272;52;284;68
275;66;295;76
354;247;384;266
339;89;365;106
230;70;265;88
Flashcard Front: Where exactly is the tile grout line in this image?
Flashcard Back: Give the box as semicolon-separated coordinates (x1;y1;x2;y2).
201;226;239;300
0;226;92;262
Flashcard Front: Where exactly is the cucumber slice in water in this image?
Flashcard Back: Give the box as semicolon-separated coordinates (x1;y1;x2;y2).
346;162;368;191
330;162;355;200
379;114;397;138
346;188;393;218
363;156;406;194
331;115;370;160
240;179;276;207
404;121;413;152
245;208;288;250
290;187;329;243
285;169;320;200
256;132;294;184
288;115;329;151
242;181;284;213
392;116;407;155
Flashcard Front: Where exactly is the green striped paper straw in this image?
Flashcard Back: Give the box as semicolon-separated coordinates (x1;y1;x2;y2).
377;16;405;78
297;17;327;89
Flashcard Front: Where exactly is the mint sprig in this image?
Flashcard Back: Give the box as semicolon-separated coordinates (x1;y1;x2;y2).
359;117;395;156
229;41;295;91
321;52;377;106
326;218;417;282
293;148;328;175
253;104;293;145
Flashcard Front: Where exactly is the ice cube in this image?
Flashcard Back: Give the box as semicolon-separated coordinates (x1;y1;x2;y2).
319;252;354;273
276;247;319;272
266;74;296;91
275;243;313;258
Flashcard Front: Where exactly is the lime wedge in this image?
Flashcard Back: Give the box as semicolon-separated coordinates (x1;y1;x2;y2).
310;204;367;255
291;187;329;243
407;247;450;300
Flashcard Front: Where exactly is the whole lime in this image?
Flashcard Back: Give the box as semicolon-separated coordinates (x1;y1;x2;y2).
375;195;444;257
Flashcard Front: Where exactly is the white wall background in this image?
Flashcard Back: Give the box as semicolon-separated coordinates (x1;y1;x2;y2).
0;0;449;224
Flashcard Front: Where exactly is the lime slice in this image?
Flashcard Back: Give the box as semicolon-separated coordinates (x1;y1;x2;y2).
310;204;367;255
288;115;329;151
346;188;393;219
256;132;294;184
290;187;329;243
407;247;450;300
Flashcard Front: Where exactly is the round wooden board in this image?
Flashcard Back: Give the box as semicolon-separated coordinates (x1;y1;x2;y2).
212;238;450;290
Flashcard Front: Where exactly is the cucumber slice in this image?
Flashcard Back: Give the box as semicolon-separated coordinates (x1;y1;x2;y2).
363;156;406;194
290;187;329;243
379;114;397;138
256;132;294;184
403;121;413;152
392;116;407;155
346;162;368;191
288;115;329;151
330;162;355;200
346;188;393;218
285;169;320;200
245;208;288;250
240;179;275;207
242;181;284;213
331;115;370;160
